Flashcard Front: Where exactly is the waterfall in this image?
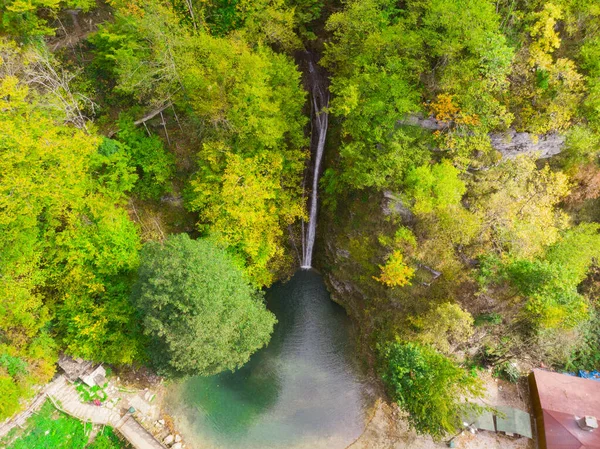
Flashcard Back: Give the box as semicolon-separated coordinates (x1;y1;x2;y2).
301;59;329;269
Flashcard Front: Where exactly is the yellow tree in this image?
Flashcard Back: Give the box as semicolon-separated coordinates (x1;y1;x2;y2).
469;156;570;258
189;149;305;287
510;3;585;133
0;64;142;418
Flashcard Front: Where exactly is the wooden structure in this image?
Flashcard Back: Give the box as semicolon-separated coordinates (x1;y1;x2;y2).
58;354;93;382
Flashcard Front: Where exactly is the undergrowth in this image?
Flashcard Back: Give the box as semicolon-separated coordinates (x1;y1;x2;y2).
1;401;128;449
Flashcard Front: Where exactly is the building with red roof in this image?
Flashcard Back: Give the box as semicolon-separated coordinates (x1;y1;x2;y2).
529;369;600;449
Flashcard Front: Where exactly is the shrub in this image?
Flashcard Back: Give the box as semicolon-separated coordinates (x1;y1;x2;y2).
492;361;520;383
378;341;484;439
411;303;475;355
75;382;108;403
474;313;503;326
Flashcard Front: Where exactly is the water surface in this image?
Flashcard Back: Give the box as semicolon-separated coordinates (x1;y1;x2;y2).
165;270;370;449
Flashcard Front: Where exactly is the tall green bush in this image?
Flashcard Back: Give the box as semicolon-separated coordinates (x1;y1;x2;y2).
378;341;483;439
132;234;276;377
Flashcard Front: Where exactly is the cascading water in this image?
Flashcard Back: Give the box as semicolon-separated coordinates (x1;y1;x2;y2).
301;57;329;269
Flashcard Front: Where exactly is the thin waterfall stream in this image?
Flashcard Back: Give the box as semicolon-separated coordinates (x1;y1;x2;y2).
163;52;371;449
301;55;329;269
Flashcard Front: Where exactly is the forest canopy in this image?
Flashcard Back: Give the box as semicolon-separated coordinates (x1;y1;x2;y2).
1;0;600;440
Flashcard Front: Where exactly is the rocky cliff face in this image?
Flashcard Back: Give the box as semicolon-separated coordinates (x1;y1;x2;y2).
316;116;568;360
400;114;565;159
315;190;407;343
489;130;564;159
321;238;369;319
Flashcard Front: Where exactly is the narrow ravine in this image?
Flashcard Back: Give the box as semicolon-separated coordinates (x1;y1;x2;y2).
162;53;372;449
301;52;329;269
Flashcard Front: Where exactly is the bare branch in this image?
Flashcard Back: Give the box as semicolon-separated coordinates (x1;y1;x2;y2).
133;102;173;125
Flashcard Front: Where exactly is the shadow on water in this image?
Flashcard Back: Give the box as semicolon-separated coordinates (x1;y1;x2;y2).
166;270;370;449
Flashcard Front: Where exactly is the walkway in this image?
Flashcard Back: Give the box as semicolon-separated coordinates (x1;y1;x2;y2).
0;376;64;438
47;376;119;426
47;376;166;449
119;416;169;449
0;375;167;449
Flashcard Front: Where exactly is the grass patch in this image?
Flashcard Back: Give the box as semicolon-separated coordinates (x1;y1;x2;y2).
1;401;128;449
474;312;503;326
2;401;87;449
88;427;127;449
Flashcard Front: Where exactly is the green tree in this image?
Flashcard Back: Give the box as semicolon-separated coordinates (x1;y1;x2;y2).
322;0;426;189
379;341;483;439
0;0;95;37
403;161;481;279
91;2;308;285
0;375;22;419
189;149;305;287
132;234;276;377
509;3;585;133
113;118;175;200
504;259;589;329
479;223;600;331
580;36;600;126
322;0;513;189
404;161;466;214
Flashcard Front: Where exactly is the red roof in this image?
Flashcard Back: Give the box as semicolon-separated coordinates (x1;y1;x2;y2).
530;369;600;449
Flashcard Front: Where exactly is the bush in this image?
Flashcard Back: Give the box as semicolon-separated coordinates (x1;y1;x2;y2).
0;376;22;420
474;313;503;326
492;361;520;383
565;309;600;371
88;427;128;449
75;382;108;403
378;341;484;439
411;303;475;355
